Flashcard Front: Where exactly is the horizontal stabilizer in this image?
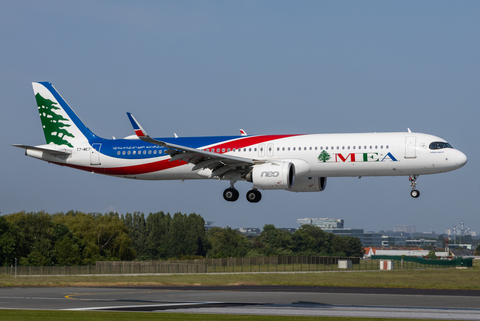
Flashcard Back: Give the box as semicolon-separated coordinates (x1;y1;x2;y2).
12;144;72;156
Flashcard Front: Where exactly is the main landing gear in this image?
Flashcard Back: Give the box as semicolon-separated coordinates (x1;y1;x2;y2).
246;189;262;203
409;175;420;198
223;184;262;203
223;187;239;202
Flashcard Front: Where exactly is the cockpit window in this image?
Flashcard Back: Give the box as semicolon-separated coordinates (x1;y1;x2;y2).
429;142;453;150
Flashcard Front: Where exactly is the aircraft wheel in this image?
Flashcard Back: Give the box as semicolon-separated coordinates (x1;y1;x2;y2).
410;189;420;198
246;189;262;203
223;188;239;202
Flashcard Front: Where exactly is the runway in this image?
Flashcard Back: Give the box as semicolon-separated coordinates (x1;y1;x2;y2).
1;286;480;319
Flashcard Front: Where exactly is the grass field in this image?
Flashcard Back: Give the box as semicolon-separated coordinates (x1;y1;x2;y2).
1;260;479;289
0;309;448;321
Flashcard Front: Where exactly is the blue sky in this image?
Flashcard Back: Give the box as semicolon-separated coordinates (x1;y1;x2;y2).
1;1;479;234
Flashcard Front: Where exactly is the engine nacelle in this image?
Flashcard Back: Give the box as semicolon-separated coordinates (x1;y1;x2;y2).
287;177;327;192
246;162;295;190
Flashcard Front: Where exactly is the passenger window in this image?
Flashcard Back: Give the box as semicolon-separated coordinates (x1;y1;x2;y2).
283;147;285;151
326;146;328;150
386;145;389;149
293;147;296;151
342;146;345;150
353;146;355;150
288;147;290;151
380;145;383;149
316;147;318;150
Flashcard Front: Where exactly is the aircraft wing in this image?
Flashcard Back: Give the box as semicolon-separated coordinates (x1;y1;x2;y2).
12;144;72;156
126;113;257;179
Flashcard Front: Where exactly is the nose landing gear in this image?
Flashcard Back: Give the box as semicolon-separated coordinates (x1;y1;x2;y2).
409;175;420;198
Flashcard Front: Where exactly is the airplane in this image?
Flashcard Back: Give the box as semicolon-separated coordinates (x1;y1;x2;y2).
13;82;467;203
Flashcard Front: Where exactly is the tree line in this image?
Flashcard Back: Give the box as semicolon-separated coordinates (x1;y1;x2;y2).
0;211;364;266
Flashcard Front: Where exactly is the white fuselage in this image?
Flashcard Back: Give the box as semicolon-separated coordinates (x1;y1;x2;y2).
30;132;467;181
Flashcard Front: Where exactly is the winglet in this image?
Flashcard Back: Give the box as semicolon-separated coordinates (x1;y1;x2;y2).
126;112;148;138
240;129;247;136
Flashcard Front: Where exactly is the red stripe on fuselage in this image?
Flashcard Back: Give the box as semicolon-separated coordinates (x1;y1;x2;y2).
56;134;300;176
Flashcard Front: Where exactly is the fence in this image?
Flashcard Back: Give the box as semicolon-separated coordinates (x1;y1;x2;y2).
371;255;473;268
1;255;468;276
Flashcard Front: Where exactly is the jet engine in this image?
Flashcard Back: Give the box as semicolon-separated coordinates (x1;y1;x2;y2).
246;162;295;190
287;177;327;192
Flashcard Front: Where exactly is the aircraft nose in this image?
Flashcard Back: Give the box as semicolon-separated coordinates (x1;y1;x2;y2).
455;150;467;168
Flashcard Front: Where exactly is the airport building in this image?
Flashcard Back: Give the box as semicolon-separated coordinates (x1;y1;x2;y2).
297;218;344;229
405;239;438;248
322;228;365;245
363;232;383;247
382;236;407;247
237;227;261;236
394;225;416;234
204;221;215;231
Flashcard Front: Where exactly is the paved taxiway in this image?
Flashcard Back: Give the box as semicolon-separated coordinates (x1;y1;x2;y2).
1;286;480;319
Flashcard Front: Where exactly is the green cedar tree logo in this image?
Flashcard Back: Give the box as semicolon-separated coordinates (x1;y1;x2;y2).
35;93;75;148
318;150;331;163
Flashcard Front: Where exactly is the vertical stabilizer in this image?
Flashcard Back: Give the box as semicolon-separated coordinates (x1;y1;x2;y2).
32;82;98;148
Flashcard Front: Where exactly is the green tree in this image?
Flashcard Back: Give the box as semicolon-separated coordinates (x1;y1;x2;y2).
0;216;23;266
53;211;136;263
6;211;56;265
427;249;437;260
293;225;330;255
475;243;480;256
345;236;365;257
52;223;82;265
207;227;250;258
255;224;293;256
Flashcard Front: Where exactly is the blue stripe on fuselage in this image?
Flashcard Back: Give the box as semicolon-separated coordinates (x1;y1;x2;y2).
98;135;245;159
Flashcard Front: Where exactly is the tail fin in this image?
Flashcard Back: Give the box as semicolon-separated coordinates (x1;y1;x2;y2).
32;82;99;148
